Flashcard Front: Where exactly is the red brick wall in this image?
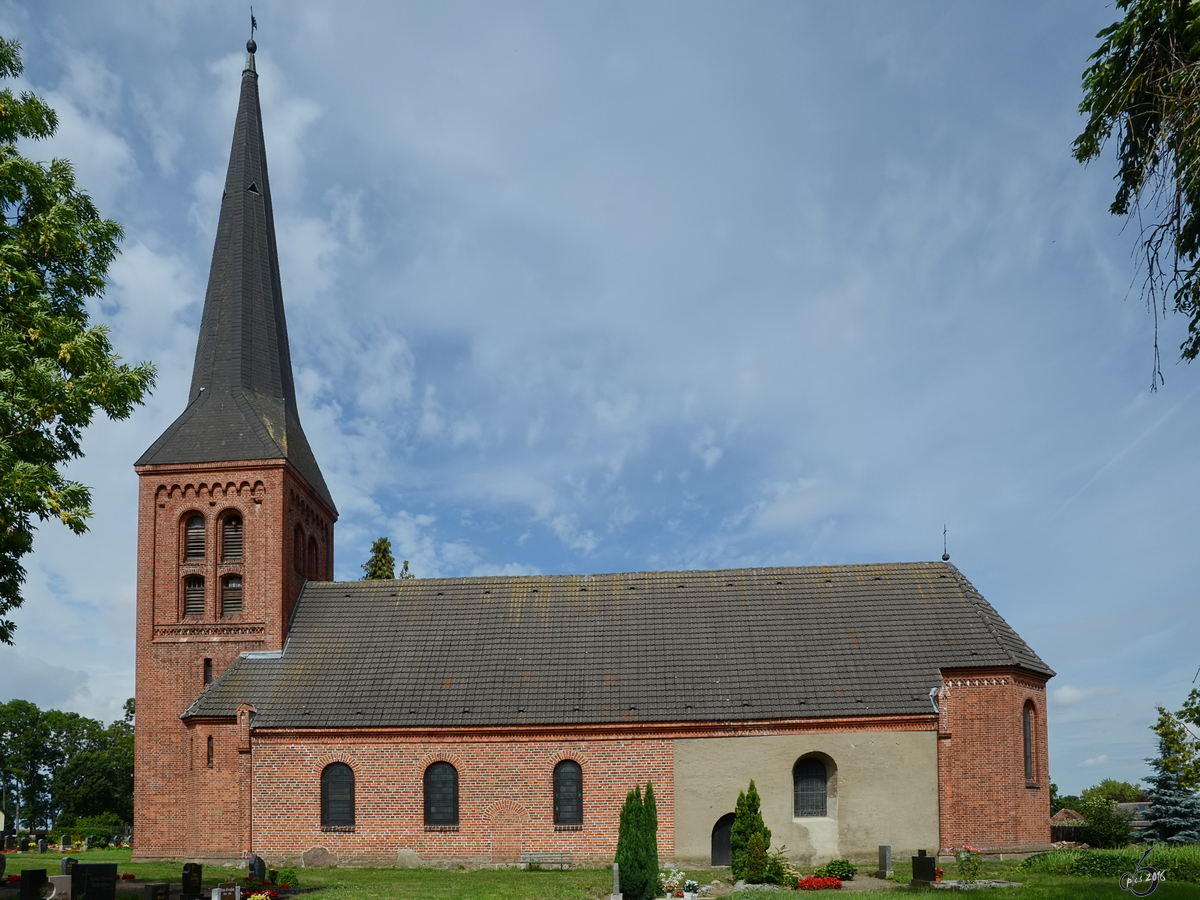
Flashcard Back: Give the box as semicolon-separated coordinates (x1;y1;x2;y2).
936;667;1050;853
248;730;674;864
133;460;335;860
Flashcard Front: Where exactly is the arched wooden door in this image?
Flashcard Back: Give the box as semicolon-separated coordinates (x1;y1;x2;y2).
711;812;736;866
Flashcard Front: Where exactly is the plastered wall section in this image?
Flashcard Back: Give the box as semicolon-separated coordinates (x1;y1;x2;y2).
673;727;939;867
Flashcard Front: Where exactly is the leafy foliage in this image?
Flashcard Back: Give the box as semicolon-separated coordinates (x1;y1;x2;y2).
745;832;768;883
0;698;132;829
615;783;657;900
360;537;395;579
1020;846;1200;882
0;38;155;642
1143;734;1200;843
813;859;857;880
1074;0;1200;384
1082;778;1149;804
1051;782;1084;814
1152;691;1200;788
730;779;771;880
1078;795;1134;849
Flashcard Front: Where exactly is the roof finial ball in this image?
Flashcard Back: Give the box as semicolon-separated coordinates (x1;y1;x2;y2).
248;6;258;54
941;524;950;562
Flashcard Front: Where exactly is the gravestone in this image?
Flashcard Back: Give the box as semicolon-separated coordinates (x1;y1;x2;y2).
876;845;892;879
20;869;48;900
299;847;336;868
46;874;72;900
247;856;266;883
181;863;203;899
144;884;170;900
61;858;78;877
0;853;6;878
911;849;936;885
4;834;14;851
61;836;71;852
37;840;47;854
73;863;118;900
212;882;238;900
612;862;622;900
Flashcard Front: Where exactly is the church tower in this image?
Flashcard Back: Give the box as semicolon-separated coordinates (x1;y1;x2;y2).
132;37;337;859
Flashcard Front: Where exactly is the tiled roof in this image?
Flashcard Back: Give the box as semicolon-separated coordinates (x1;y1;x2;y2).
184;561;1052;728
136;46;334;512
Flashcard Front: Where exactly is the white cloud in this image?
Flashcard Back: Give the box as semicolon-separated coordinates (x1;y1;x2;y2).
1080;755;1110;769
1052;685;1120;707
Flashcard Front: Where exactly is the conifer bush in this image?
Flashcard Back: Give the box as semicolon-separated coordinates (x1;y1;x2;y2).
616;782;659;900
730;779;771;881
1144;735;1200;844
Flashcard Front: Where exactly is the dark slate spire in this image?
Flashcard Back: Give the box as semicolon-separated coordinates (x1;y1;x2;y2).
138;39;335;513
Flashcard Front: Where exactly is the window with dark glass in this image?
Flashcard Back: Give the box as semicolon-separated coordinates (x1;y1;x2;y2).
308;536;319;580
553;760;583;826
294;526;304;574
203;658;213;685
1024;702;1035;783
424;762;459;826
206;735;213;768
321;763;355;828
222;516;243;561
221;575;243;616
185;515;205;560
184;576;205;617
793;757;827;817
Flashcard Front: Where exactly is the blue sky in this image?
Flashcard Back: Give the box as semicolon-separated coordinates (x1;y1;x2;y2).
0;1;1195;797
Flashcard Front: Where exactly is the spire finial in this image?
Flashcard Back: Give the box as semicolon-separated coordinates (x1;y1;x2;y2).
244;8;258;73
942;525;950;562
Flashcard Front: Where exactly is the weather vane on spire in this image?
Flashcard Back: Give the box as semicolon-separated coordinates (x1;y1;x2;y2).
247;7;258;55
942;525;950;562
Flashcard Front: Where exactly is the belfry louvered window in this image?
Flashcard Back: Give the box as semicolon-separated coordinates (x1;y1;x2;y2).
321;763;355;829
185;516;205;560
553;760;583;826
222;516;243;561
221;575;242;616
793;757;827;817
183;576;205;617
424;762;459;826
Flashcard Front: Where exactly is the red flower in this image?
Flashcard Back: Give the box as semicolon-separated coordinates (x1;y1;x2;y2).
795;875;842;890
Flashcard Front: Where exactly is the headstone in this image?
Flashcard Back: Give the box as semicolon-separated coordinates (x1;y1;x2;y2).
61;858;78;877
182;863;203;898
0;853;6;878
73;863;118;900
46;875;72;900
213;882;238;900
144;884;170;900
37;840;47;854
876;845;892;879
61;836;71;852
395;849;422;868
911;850;936;885
299;846;336;868
247;856;266;883
4;834;14;851
20;869;48;900
83;836;92;850
612;862;622;900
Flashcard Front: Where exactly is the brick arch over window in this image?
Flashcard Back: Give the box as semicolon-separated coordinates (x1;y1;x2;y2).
320;762;355;830
183;513;206;561
424;761;459;826
553;759;583;826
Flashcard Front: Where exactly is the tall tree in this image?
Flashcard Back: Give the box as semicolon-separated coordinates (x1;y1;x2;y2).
1151;693;1200;788
360;537;395;580
730;779;771;880
1074;0;1200;386
0;36;155;643
1143;734;1200;843
1082;778;1149;804
616;784;655;900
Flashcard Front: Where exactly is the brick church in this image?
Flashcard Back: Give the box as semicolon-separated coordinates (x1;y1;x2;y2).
132;39;1055;867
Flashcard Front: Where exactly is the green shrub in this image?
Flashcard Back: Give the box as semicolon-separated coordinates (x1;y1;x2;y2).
276;868;299;888
616;783;658;900
745;832;768;883
813;859;857;880
730;779;770;880
764;846;794;885
1078;796;1132;849
1018;847;1200;884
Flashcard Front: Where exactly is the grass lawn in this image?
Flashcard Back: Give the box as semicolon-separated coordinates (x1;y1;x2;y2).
6;850;1200;898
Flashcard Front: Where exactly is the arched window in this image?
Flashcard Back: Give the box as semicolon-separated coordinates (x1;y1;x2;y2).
185;515;205;560
1023;701;1036;784
424;762;459;826
553;760;583;826
793;757;827;817
321;763;355;829
308;536;319;580
183;575;205;617
222;516;243;561
221;575;243;616
294;526;305;574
